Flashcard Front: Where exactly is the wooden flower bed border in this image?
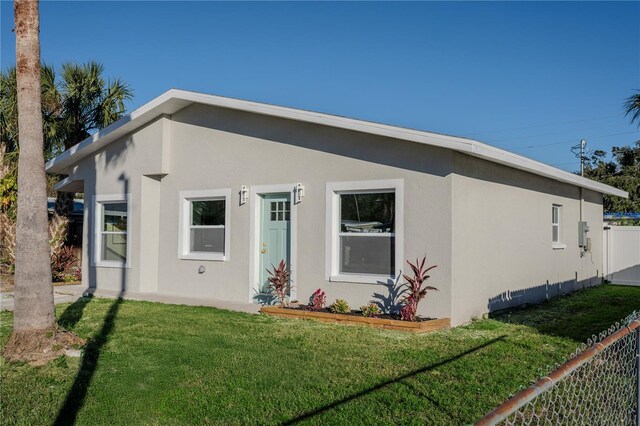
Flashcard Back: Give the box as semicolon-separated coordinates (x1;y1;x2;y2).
260;306;450;333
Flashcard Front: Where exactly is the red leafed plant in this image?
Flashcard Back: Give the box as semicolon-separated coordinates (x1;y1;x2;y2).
308;288;326;311
267;260;291;307
400;256;438;321
51;246;78;282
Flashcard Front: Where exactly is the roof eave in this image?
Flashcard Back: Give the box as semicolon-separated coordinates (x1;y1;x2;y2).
45;89;629;199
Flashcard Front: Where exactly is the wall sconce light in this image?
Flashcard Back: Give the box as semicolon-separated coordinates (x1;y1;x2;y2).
240;185;248;205
294;183;304;204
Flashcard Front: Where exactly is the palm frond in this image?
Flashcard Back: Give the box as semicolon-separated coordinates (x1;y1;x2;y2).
624;90;640;127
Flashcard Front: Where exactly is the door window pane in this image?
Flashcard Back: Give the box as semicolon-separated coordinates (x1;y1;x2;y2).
269;199;290;222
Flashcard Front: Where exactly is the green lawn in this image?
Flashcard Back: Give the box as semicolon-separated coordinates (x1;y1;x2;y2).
1;284;638;425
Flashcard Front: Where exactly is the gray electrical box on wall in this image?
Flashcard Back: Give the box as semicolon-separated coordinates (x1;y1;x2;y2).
578;221;590;247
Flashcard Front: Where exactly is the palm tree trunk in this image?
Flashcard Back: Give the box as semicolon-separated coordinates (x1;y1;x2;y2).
13;0;55;331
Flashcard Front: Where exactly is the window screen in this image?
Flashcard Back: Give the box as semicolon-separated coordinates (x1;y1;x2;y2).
190;199;225;253
338;192;395;275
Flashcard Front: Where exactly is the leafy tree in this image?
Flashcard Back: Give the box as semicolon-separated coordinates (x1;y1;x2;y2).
1;65;59;219
52;62;132;216
0;62;132;218
584;141;640;212
1;65;61;160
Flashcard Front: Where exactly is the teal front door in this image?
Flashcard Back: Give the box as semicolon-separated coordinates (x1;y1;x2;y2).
258;193;291;295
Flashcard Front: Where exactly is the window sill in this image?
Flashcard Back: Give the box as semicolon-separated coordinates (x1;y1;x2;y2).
552;243;567;250
93;261;129;269
329;274;395;285
179;253;226;261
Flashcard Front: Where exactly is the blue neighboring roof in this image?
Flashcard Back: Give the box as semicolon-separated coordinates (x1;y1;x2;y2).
47;198;84;216
603;212;640;220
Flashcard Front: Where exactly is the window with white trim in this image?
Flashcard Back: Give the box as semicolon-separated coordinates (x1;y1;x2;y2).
179;189;231;261
326;180;403;284
94;197;129;267
552;204;562;244
339;191;395;275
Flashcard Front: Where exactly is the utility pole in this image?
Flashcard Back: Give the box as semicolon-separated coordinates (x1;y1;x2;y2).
580;139;586;177
572;139;587;177
572;139;587;257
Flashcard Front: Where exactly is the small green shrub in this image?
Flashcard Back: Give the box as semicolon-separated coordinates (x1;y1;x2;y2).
360;303;382;318
329;299;351;314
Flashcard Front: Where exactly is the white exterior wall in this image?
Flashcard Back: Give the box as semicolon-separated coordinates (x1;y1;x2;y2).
65;103;608;326
450;153;604;325
72;104;455;320
603;226;640;286
156;104;454;320
72;117;168;294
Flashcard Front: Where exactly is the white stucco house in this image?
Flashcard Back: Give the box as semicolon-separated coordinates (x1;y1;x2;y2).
46;89;628;326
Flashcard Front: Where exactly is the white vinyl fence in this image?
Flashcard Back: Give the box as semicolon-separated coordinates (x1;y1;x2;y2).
603;226;640;286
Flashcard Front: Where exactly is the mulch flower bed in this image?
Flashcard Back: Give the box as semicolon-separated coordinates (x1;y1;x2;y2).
260;305;450;333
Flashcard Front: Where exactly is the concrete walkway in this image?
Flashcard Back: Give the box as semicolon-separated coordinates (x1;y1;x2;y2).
53;285;261;314
1;284;260;314
0;291;77;311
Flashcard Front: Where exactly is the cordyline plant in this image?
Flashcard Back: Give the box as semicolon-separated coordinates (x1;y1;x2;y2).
267;260;291;307
51;246;78;282
400;257;438;322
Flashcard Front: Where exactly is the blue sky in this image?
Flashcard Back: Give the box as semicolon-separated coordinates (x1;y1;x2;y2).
1;1;639;172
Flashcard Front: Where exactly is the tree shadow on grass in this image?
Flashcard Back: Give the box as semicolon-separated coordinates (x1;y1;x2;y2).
281;336;506;425
57;296;93;329
488;285;640;343
54;174;129;425
54;295;124;425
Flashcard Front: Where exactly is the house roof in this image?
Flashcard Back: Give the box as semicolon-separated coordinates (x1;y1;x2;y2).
47;198;84;216
45;89;628;198
604;212;640;220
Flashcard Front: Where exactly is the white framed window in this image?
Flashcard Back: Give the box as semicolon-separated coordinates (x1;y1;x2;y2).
326;179;403;284
179;189;231;261
93;194;131;268
552;204;565;249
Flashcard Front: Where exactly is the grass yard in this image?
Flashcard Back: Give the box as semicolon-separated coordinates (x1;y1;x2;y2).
1;284;639;425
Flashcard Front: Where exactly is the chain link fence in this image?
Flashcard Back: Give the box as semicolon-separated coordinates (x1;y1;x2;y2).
477;311;640;425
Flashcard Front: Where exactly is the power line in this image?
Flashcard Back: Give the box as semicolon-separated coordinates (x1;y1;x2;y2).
521;131;638;149
549;162;579;166
488;124;632;144
571;139;586;176
470;114;621;136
